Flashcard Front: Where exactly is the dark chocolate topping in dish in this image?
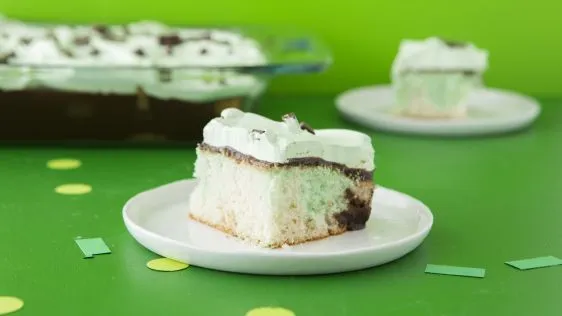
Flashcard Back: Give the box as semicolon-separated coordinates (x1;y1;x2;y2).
299;122;315;135
134;48;145;57
90;48;100;56
61;48;74;58
334;189;372;230
0;52;15;64
158;34;182;55
73;36;91;46
93;24;109;35
158;34;182;47
198;143;373;181
20;37;32;45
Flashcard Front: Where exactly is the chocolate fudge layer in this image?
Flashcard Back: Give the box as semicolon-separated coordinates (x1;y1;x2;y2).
0;89;246;143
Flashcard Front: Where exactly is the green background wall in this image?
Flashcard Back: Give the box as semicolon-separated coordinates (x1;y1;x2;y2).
1;0;561;97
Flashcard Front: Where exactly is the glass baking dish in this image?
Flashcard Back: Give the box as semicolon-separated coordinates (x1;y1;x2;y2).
0;17;332;144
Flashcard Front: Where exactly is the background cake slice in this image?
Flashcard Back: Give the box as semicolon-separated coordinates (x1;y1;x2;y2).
391;37;489;118
188;108;375;248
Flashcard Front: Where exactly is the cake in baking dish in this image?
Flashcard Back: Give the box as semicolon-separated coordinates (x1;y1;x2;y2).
0;15;267;141
188;108;376;248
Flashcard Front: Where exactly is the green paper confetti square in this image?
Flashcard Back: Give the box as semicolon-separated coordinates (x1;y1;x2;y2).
505;256;562;270
75;238;111;259
425;264;486;278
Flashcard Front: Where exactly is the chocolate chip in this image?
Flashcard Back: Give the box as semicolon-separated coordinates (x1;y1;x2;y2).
93;24;109;35
282;112;297;121
73;36;90;46
250;129;266;140
441;38;467;48
61;48;74;58
20;37;32;45
300;122;315;135
199;48;208;55
0;52;15;64
134;48;145;57
158;34;182;46
90;48;100;56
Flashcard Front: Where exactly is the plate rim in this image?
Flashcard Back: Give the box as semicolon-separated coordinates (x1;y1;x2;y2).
123;179;434;259
335;84;541;136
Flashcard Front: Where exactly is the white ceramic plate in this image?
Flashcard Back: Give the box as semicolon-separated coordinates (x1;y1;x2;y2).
123;179;433;275
336;84;541;136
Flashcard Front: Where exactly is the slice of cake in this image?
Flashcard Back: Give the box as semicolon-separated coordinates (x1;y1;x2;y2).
188;108;375;248
391;37;488;118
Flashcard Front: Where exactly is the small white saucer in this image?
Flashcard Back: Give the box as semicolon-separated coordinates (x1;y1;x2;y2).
123;179;433;275
336;84;541;136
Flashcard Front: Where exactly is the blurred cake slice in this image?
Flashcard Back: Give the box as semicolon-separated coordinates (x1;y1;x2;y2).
188;108;375;248
391;37;489;118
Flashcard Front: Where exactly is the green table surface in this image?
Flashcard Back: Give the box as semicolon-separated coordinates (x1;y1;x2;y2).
1;96;562;315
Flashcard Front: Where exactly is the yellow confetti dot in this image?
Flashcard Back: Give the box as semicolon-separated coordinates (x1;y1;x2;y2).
245;307;295;316
0;296;24;315
54;184;92;195
46;158;82;170
146;258;189;272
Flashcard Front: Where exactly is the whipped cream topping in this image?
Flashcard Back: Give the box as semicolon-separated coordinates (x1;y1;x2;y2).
202;108;375;170
0;15;267;101
0;18;266;67
391;37;488;75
